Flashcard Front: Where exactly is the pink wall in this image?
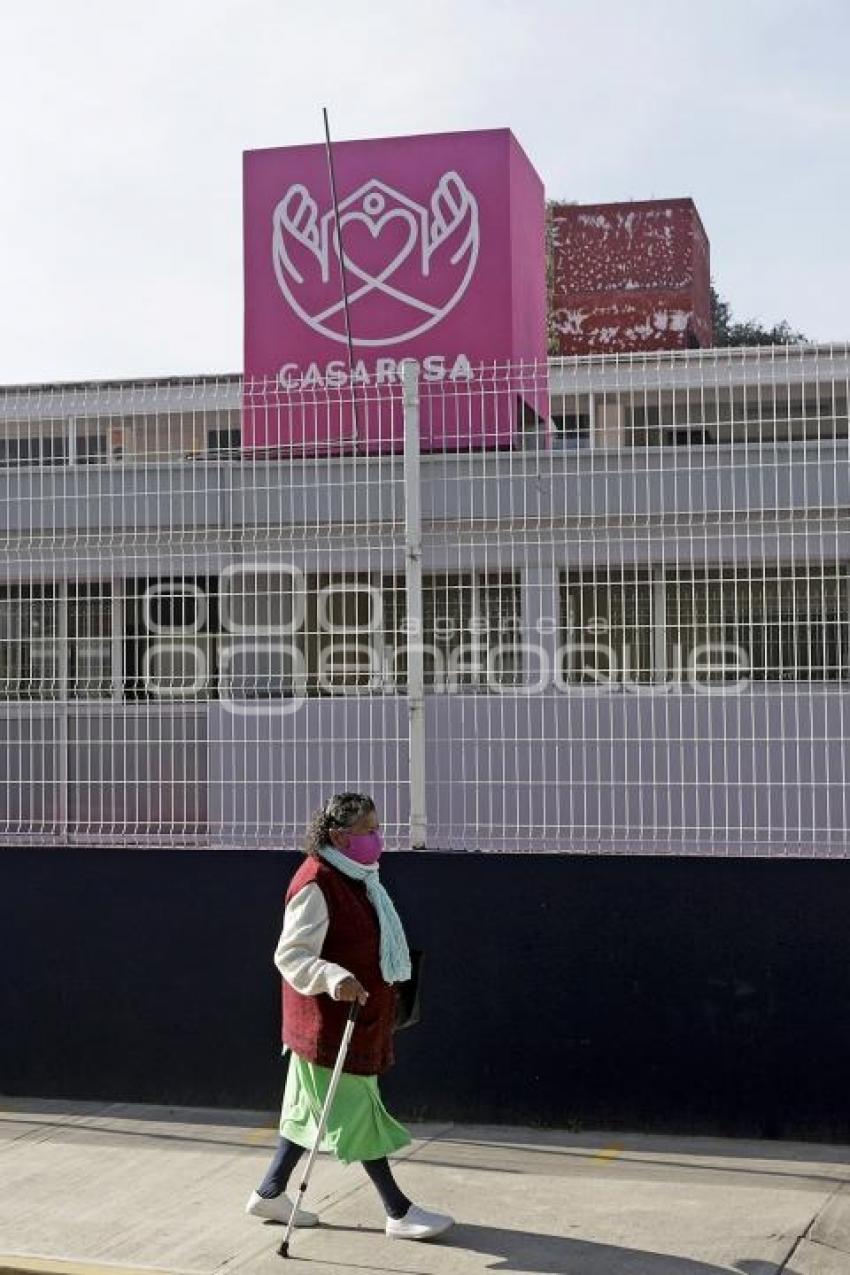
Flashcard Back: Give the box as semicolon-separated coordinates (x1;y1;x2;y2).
243;128;547;453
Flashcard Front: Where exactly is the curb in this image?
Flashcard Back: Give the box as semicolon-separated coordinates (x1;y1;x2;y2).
0;1259;191;1275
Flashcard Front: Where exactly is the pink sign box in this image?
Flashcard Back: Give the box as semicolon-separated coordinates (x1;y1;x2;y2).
242;127;547;454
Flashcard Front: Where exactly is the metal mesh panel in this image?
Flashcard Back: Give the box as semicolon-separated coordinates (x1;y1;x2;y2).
1;346;849;854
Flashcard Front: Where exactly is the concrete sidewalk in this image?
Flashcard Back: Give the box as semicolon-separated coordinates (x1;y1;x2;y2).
2;1098;850;1275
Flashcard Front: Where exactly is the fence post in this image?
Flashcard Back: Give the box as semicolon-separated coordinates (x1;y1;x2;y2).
401;359;427;851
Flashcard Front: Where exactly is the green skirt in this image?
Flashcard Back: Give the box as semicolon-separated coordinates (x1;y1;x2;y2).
279;1051;411;1165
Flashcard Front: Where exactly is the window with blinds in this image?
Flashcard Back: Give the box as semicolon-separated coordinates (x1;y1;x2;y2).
560;571;654;685
68;584;113;699
666;568;850;683
478;572;523;687
218;570;394;698
417;572;522;690
0;432;68;467
623;386;850;449
124;577;216;701
0;586;59;699
304;573;387;694
421;572;474;687
0;584;113;700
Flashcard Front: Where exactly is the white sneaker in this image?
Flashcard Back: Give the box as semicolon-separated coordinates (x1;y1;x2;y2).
245;1189;319;1227
385;1203;454;1241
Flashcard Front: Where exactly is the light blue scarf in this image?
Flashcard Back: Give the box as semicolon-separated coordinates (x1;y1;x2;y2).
318;845;412;984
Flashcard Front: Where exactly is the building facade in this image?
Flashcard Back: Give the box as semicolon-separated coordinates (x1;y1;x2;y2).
0;343;847;854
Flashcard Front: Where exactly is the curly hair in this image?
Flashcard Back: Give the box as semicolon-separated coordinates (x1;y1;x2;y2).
304;791;376;857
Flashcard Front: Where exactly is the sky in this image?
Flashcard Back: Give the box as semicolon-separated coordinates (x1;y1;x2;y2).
0;0;848;382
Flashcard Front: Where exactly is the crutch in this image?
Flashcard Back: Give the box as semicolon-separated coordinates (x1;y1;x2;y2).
278;999;361;1258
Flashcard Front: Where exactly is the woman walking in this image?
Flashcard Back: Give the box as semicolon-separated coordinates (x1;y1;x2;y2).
245;791;453;1242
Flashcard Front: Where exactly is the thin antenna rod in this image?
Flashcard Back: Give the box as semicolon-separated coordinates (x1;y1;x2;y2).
322;107;360;448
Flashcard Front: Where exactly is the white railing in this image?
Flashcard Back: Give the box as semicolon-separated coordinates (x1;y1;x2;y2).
0;347;848;854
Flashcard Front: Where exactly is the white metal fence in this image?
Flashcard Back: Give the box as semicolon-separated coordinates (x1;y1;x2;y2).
1;344;849;854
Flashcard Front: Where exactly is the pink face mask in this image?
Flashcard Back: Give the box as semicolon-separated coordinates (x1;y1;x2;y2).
340;830;384;866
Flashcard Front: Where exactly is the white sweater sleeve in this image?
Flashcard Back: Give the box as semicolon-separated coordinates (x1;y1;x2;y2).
273;882;353;998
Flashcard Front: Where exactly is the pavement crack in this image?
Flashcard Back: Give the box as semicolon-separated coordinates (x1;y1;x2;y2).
776;1179;849;1271
805;1234;850;1257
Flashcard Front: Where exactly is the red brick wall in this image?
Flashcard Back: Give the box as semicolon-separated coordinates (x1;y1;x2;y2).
550;198;711;353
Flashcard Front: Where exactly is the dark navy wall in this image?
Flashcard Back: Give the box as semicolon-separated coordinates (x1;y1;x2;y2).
2;847;848;1142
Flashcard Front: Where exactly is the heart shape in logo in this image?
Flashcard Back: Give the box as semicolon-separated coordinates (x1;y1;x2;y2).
336;208;419;295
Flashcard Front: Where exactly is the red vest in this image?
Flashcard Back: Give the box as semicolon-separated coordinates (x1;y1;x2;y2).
281;857;396;1076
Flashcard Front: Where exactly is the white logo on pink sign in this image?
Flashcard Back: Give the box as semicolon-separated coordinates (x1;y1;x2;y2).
272;172;479;346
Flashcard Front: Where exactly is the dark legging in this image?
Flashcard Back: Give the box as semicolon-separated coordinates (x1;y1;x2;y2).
256;1136;304;1199
257;1134;412;1220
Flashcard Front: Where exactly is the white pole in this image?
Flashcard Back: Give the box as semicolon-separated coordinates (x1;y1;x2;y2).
401;359;427;851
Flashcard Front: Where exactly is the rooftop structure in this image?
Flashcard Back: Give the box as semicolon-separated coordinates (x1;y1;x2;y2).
550;198;711;354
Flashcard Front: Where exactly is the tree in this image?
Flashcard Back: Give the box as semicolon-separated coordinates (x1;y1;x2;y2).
710;283;806;347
